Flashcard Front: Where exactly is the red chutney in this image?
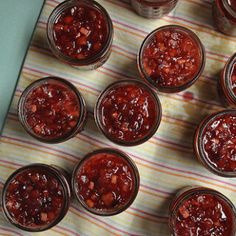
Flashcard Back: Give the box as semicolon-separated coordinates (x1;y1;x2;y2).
142;28;202;88
5;169;64;227
53;4;108;60
173;193;234;236
230;63;236;95
76;153;135;210
24;79;80;139
202;113;236;172
99;83;158;143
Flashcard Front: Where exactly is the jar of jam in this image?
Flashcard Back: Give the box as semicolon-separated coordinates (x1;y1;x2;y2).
213;0;236;37
47;0;113;70
218;53;236;107
169;186;236;236
18;77;87;143
72;148;140;216
2;164;71;232
94;79;162;146
131;0;179;19
194;109;236;177
138;25;206;93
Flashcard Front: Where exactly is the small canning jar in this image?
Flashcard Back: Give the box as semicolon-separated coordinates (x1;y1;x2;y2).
18;77;87;143
169;186;236;236
194;109;236;177
218;53;236;107
71;148;140;216
47;0;113;70
2;163;71;232
94;79;162;146
131;0;179;19
138;25;206;93
213;0;236;37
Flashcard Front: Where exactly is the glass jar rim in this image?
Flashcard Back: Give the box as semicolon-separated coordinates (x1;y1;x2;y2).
18;76;86;144
47;0;114;66
224;53;236;104
2;163;71;232
169;186;236;235
71;148;140;216
196;109;236;177
138;24;206;93
94;79;162;146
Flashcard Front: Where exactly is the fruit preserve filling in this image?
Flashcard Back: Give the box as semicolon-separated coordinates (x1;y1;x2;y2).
173;193;234;236
53;4;108;60
76;152;135;210
99;83;158;142
230;62;236;96
23;80;80;139
202;113;236;172
5;169;64;227
142;28;201;88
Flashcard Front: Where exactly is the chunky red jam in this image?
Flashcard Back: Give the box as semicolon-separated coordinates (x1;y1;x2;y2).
53;4;108;60
76;152;135;211
173;193;234;236
202;113;236;172
142;28;202;88
230;63;236;95
23;79;80;140
5;169;64;228
98;83;158;143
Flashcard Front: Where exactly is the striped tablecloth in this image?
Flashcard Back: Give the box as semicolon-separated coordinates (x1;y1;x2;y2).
1;0;236;235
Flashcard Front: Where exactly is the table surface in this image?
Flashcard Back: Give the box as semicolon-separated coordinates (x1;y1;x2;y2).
1;0;236;235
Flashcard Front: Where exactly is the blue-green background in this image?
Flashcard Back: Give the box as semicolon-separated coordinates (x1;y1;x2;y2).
0;0;45;133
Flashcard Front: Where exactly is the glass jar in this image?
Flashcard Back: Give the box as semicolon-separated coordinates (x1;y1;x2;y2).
131;0;179;19
71;148;140;216
2;163;71;232
94;79;162;146
47;0;114;70
194;109;236;177
138;25;206;93
218;53;236;107
213;0;236;37
169;186;236;236
18;77;87;143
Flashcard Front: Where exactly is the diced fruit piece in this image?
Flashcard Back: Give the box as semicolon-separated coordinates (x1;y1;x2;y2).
86;199;95;208
80;27;91;36
40;213;48;222
179;206;190;219
76;36;87;46
88;181;94;190
101;192;114;207
111;175;117;184
64;16;73;24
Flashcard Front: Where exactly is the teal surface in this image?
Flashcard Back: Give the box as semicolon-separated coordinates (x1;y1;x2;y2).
0;0;45;133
